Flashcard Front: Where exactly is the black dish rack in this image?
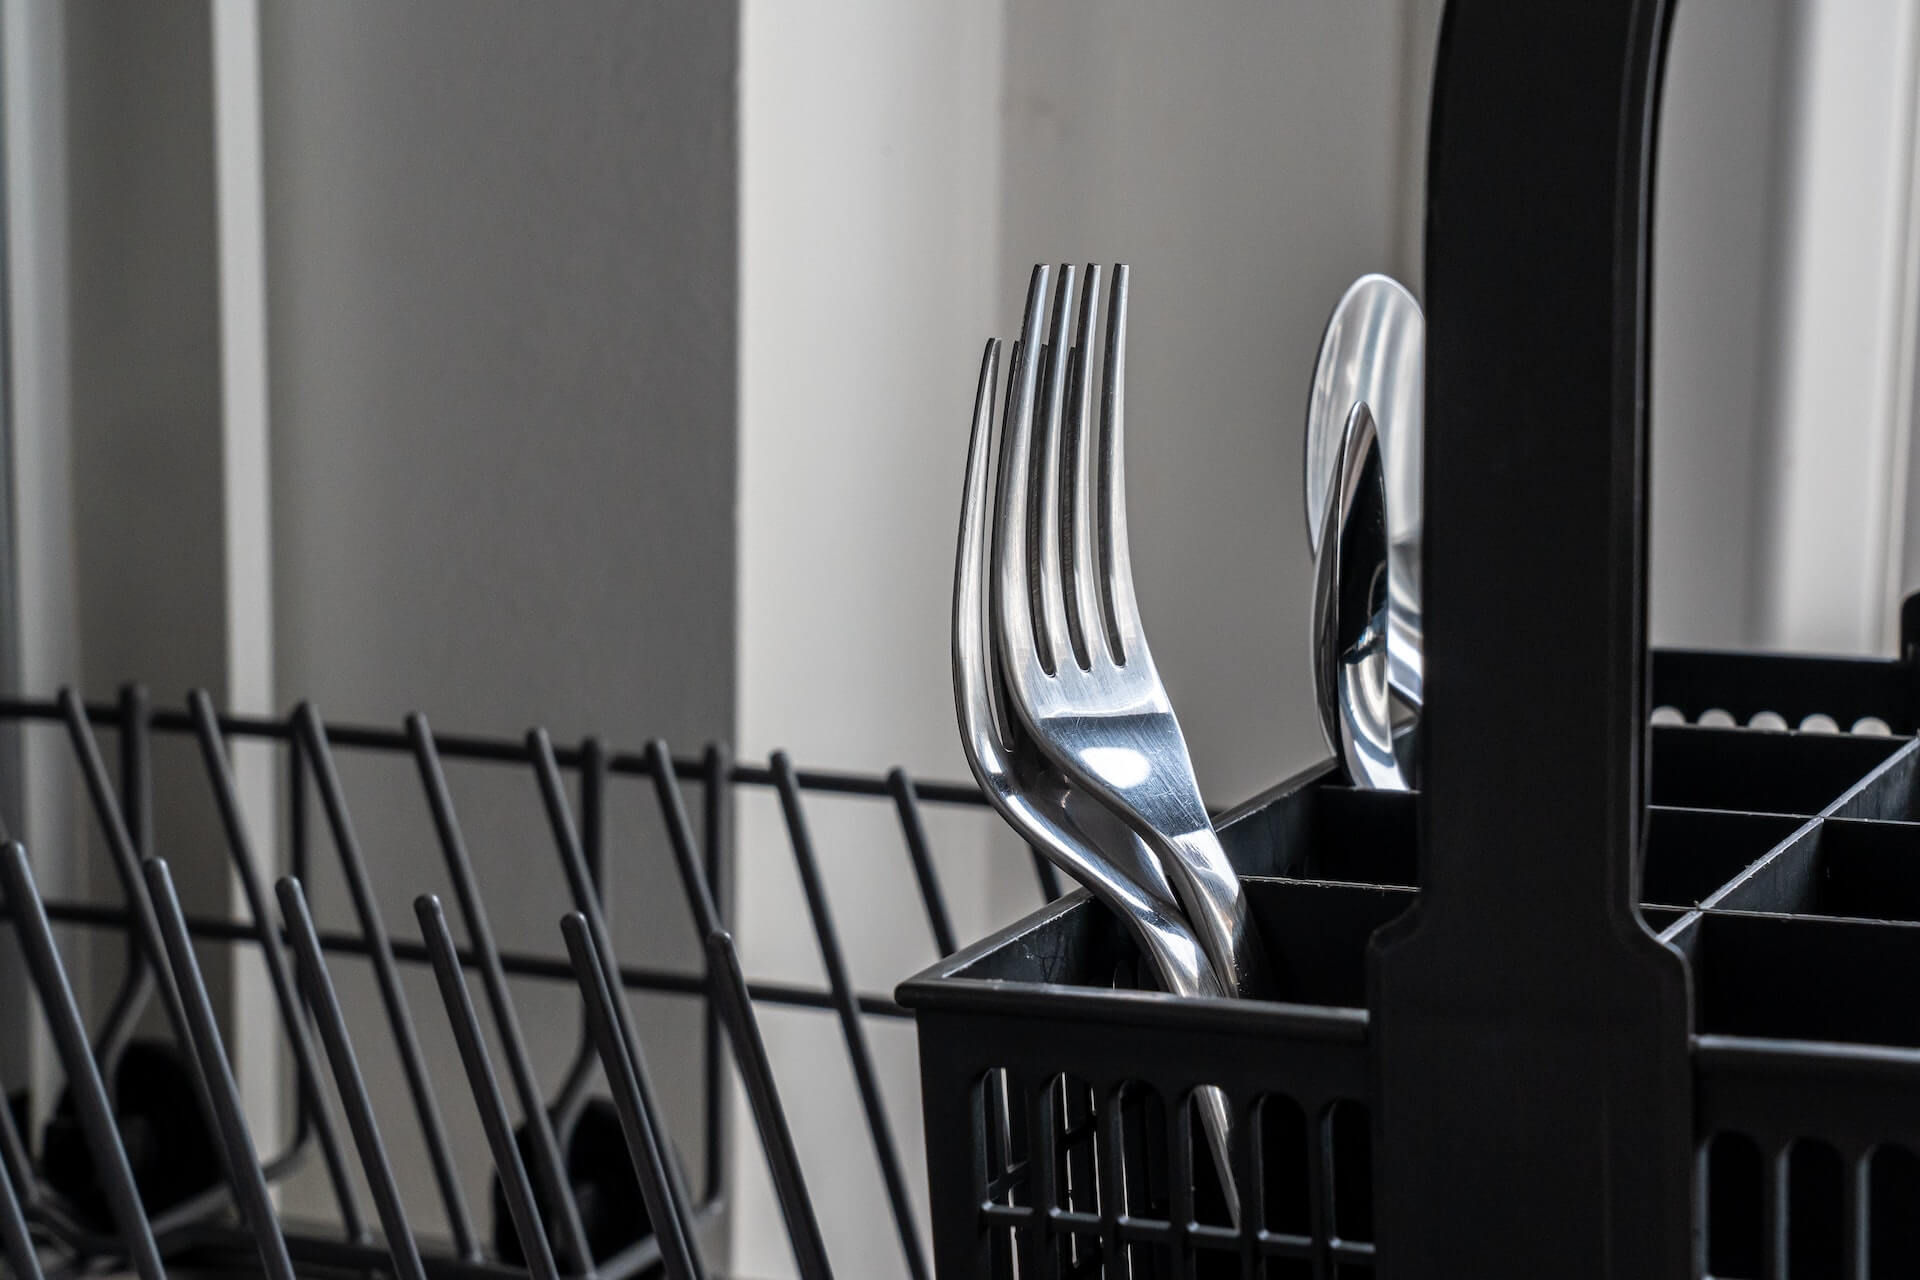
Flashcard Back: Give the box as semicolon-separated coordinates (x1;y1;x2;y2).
902;1;1920;1277
0;687;1049;1280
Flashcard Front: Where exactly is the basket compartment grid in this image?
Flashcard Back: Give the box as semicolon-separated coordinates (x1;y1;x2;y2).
902;650;1920;1278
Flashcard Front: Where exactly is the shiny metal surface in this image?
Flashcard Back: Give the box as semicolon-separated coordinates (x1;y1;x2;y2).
952;340;1219;998
1304;274;1424;707
952;334;1239;1209
1311;402;1409;791
992;263;1273;1002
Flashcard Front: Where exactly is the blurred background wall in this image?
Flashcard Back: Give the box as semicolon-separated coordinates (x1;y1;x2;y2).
6;1;1920;1277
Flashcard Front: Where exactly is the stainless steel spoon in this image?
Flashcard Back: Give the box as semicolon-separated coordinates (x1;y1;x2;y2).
1304;275;1424;710
1312;402;1408;791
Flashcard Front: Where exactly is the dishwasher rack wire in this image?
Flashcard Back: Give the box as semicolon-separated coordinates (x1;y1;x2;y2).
0;688;1043;1280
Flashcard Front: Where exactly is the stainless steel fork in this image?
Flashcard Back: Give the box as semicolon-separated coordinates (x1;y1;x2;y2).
954;338;1220;1000
955;333;1240;1214
993;263;1272;1001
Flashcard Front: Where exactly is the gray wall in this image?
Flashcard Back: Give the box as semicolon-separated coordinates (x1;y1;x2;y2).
734;3;1432;1273
56;0;236;1057
258;0;738;1239
1000;0;1424;805
737;6;1014;1274
1649;0;1799;648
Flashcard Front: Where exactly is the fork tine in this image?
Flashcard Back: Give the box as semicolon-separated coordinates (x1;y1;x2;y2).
1096;264;1140;661
1028;265;1076;678
1061;264;1103;670
993;266;1052;687
954;339;1008;765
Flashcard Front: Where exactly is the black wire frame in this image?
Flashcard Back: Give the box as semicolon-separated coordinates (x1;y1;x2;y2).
0;688;1052;1280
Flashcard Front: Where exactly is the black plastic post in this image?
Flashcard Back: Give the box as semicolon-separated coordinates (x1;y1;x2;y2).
1367;2;1692;1276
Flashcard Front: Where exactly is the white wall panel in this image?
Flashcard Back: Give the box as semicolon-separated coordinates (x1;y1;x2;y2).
738;4;1009;1274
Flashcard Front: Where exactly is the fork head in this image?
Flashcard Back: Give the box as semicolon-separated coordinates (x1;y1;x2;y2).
992;264;1270;999
994;265;1147;694
950;328;1204;971
992;264;1188;809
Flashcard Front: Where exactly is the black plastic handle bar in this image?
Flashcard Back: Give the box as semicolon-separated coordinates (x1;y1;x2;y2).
1368;2;1693;1276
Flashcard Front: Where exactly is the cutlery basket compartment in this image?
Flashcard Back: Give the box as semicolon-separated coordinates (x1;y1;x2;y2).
1730;818;1920;920
1646;724;1899;816
902;683;1920;1278
1214;768;1415;887
900;770;1413;1279
1683;910;1920;1050
1639;808;1805;910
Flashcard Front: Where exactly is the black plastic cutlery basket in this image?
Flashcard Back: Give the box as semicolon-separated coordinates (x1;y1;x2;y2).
899;3;1920;1277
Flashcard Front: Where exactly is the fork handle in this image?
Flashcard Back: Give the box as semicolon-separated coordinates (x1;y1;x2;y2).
1124;893;1240;1220
1162;826;1273;1001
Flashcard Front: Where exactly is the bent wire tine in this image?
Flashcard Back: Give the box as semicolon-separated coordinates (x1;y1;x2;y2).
770;751;930;1280
110;683;153;1059
527;729;698;1218
560;912;704;1280
115;688;152;1033
186;689;366;1240
55;691;170;1069
886;768;959;957
408;713;593;1273
0;844;164;1280
698;742;731;1205
414;895;564;1280
140;858;297;1280
642;740;832;1280
60;691;234;1239
292;701;480;1259
117;686;150;862
274;877;430;1280
552;736;612;1129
